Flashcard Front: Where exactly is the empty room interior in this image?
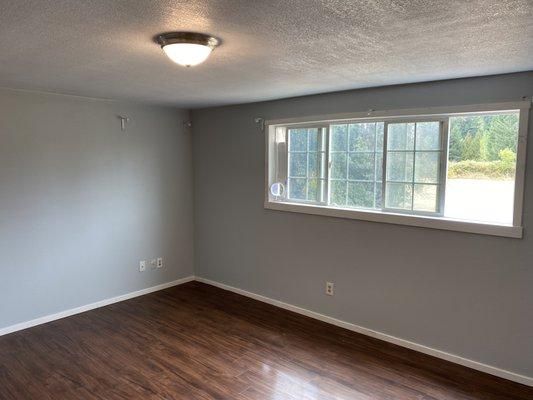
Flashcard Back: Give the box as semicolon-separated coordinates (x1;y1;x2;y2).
1;1;533;399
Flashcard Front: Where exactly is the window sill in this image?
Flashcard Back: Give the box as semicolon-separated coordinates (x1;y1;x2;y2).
264;200;523;238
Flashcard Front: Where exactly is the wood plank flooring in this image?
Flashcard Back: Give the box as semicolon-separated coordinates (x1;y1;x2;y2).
0;281;531;399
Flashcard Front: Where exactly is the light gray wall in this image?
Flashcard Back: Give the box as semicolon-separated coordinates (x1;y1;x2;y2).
192;71;533;378
0;89;194;329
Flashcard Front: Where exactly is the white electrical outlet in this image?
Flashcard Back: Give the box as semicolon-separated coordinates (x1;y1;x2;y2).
139;260;146;272
150;259;157;269
326;282;334;296
157;257;163;268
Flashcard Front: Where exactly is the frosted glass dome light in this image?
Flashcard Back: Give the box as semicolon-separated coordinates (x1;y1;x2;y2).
162;43;212;67
156;32;220;67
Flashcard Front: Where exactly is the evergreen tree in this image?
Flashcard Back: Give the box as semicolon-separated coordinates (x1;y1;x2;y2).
482;115;518;161
449;114;518;162
460;132;482;160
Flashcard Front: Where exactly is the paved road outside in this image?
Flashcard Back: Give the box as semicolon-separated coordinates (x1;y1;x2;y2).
445;179;514;225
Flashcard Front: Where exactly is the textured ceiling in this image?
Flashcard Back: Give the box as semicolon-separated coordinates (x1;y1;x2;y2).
0;0;532;107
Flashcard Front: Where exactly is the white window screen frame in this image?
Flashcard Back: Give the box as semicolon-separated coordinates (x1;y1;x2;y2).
265;101;530;238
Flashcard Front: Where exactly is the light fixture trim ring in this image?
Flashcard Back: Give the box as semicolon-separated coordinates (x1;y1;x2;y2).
155;32;220;50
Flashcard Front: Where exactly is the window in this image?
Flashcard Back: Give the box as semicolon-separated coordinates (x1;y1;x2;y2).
265;102;529;238
287;127;327;202
329;122;383;209
384;120;446;214
445;113;520;225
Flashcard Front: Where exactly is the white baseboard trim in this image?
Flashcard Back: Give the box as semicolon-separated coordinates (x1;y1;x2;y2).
0;276;195;337
2;275;530;387
195;276;533;387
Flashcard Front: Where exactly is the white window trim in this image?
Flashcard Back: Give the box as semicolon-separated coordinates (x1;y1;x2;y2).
264;101;530;239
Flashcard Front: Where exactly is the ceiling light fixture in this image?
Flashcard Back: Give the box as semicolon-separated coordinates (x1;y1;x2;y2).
156;32;220;67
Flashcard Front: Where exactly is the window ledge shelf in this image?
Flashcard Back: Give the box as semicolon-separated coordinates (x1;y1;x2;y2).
264;200;523;238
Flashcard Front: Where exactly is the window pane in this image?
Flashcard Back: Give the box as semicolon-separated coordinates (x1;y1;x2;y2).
329;122;383;211
308;128;319;151
388;123;415;150
286;127;326;203
273;111;522;232
375;183;382;208
347;182;375;208
308;152;319;178
445;113;519;224
386;152;414;182
415;152;439;183
349;153;374;181
289;153;307;177
289;178;306;200
330;152;347;179
331;124;348;151
289;129;307;151
385;120;443;213
416;122;440;150
414;184;438;212
376;122;384;149
307;178;320;201
375;152;383;181
385;183;412;210
330;180;347;206
349;123;375;151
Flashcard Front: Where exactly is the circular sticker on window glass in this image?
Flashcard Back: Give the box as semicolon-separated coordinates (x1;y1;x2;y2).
270;182;284;197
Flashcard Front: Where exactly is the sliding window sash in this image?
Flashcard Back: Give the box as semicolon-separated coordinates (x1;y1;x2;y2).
285;125;329;205
381;118;448;216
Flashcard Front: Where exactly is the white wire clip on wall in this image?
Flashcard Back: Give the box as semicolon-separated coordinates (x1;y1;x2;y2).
118;115;130;132
254;117;265;131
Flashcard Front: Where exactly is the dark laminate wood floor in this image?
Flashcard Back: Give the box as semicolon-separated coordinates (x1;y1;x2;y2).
0;281;531;400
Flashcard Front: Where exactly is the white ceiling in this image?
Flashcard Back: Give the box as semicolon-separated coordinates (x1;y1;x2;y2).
1;0;532;108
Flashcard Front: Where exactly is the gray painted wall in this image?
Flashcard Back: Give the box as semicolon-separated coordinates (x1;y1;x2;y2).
0;89;194;329
192;72;533;377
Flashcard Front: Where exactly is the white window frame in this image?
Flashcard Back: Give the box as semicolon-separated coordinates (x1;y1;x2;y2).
265;101;530;238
